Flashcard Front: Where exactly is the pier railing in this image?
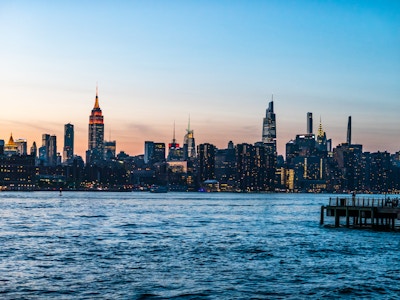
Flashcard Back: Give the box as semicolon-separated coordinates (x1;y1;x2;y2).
328;197;400;208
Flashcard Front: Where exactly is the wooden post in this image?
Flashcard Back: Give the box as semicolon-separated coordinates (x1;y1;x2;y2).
320;206;324;225
371;208;375;228
335;208;340;227
346;207;350;228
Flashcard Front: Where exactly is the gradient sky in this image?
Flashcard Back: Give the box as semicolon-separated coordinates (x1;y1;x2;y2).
0;1;399;159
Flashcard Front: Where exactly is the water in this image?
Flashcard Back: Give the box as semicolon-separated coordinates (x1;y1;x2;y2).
0;192;399;299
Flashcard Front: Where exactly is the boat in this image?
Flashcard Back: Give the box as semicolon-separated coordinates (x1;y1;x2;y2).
149;185;168;193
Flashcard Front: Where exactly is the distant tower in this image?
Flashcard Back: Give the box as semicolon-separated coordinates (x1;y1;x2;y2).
144;141;154;164
63;123;74;162
183;115;196;160
30;141;37;157
347;116;352;145
167;122;183;161
307;112;313;134
39;134;49;165
262;97;277;151
4;133;18;156
104;140;116;160
87;85;105;162
15;138;27;155
261;97;277;190
316;117;327;151
48;135;57;166
197;143;216;182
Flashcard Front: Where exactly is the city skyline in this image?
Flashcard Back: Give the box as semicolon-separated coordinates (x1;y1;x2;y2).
1;1;399;158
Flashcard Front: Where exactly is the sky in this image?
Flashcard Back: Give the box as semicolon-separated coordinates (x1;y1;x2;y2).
0;0;399;159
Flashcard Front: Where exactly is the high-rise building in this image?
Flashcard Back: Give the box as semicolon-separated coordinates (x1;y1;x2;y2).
183;116;196;160
15;138;27;155
167;122;183;161
63;123;74;163
215;146;236;191
307;112;313;134
347;116;352;145
30;142;37;157
4;133;18;156
87;86;104;163
0;140;4;155
197;143;216;182
262;99;277;149
261;98;277;190
104;140;116;160
154;143;166;163
316;118;327;152
48;135;57;166
144;141;155;164
38;134;57;166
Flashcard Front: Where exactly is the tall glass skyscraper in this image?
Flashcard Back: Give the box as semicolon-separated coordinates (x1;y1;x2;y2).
261;98;277;191
262;99;277;152
87;86;104;162
63;123;74;163
183;116;196;160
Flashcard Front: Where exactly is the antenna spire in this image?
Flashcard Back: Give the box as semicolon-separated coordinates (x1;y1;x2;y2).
94;84;100;109
173;121;176;143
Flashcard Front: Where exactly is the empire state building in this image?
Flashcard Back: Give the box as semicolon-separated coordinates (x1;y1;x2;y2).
87;86;104;162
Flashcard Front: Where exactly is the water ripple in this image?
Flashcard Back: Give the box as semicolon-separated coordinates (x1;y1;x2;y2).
0;192;399;298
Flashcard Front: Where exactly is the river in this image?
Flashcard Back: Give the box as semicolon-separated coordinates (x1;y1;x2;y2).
0;192;399;299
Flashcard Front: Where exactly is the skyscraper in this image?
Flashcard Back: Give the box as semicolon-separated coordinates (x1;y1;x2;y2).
144;141;154;164
183;116;196;160
262;99;277;148
307;112;313;134
48;135;57;166
316;118;327;151
30;142;37;157
15;138;27;155
104;140;116;160
347;116;352;145
87;86;104;163
167;122;183;161
261;98;277;190
63;123;74;163
197;143;216;182
39;134;50;165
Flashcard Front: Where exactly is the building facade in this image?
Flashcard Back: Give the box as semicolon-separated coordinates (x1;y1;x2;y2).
63;123;74;163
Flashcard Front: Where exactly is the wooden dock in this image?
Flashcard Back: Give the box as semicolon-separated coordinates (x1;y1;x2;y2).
320;196;400;231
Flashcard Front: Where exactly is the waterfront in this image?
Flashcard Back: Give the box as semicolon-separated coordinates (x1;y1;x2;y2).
0;192;399;299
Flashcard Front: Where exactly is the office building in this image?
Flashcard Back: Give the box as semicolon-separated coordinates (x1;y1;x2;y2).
262;99;277;150
347;116;352;145
183;117;196;160
104;140;116;160
63;123;74;163
15;139;27;155
307;112;313;134
48;135;57;166
197;143;216;182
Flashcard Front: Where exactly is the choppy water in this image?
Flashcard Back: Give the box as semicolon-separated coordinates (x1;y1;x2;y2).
0;192;399;299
